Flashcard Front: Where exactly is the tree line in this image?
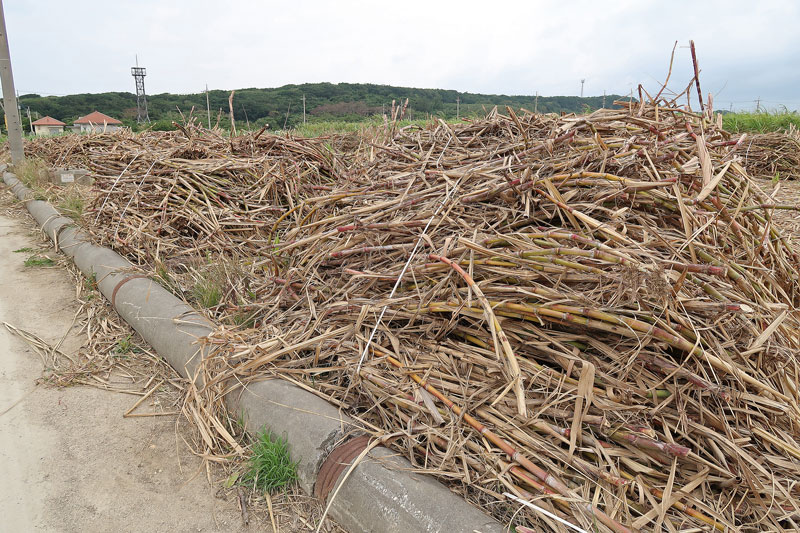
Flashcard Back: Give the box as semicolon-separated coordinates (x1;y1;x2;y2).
15;83;629;131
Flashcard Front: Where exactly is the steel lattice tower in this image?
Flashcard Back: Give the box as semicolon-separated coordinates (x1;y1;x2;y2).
131;57;150;124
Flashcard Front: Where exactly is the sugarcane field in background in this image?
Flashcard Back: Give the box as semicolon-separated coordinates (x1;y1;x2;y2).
17;56;800;532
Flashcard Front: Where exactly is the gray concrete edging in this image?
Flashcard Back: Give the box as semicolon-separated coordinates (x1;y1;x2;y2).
2;169;504;533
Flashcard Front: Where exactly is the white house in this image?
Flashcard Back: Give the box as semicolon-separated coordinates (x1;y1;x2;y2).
73;111;123;133
31;116;66;136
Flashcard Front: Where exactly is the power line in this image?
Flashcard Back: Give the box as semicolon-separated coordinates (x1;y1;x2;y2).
0;0;24;163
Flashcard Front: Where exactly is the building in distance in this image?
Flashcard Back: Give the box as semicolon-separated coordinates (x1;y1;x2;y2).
73;111;122;133
31;116;66;136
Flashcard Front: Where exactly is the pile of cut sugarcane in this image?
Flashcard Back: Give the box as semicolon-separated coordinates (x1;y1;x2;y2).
740;128;800;180
26;98;800;532
26;124;344;265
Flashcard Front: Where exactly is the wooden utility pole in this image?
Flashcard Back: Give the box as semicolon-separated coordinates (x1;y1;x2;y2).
26;106;32;134
456;96;460;120
205;84;211;129
302;94;306;125
241;103;250;130
602;90;606;109
228;90;236;136
534;91;539;114
0;0;23;163
282;103;291;130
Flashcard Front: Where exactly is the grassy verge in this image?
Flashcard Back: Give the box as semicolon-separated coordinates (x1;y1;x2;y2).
57;188;85;220
9;156;91;219
722;111;800;133
290;117;435;137
12;157;50;189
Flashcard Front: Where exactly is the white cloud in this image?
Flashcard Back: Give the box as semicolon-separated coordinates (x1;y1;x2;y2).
5;0;799;109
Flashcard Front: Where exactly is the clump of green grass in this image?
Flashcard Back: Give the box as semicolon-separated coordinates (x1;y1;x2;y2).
191;276;222;308
24;255;55;267
241;429;298;492
113;335;135;354
13;247;34;253
13;157;50;187
57;189;85;220
83;271;98;300
151;260;185;299
722;110;800;133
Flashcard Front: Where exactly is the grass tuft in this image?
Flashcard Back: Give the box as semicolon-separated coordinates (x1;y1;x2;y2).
24;255;55;267
241;429;298;492
13;157;50;187
57;189;85;220
113;335;135;354
13;247;34;253
191;276;222;308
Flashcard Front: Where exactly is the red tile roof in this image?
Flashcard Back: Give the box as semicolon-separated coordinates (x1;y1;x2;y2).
74;111;122;125
31;116;66;126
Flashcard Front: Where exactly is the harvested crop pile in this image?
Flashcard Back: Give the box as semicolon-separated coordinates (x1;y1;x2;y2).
25;125;345;264
26;102;800;532
741;128;800;180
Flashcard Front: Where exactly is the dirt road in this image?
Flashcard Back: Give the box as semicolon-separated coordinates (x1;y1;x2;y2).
0;210;246;532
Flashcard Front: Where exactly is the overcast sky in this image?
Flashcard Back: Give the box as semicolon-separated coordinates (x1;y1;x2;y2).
5;0;799;110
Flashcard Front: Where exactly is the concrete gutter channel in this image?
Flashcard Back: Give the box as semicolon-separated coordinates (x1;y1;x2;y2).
3;169;504;533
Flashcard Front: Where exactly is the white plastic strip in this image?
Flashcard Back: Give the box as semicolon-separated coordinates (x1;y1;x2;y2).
356;176;462;371
503;492;589;533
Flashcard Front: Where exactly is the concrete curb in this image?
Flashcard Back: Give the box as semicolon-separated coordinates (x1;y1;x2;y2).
3;169;504;533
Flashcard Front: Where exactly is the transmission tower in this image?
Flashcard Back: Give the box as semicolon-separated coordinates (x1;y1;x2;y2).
131;56;150;124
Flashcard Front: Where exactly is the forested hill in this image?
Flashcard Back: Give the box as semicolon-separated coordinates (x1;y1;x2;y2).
18;83;629;130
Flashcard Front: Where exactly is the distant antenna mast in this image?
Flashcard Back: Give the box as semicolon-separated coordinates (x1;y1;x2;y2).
580;79;586;98
131;55;150;123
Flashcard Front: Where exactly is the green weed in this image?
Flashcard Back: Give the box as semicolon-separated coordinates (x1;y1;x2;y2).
241;429;298;492
13;157;49;188
24;255;55;267
191;276;222;308
223;471;240;489
83;272;98;299
722;110;800;133
32;188;48;201
230;409;248;438
13;247;34;253
113;335;134;354
57;190;85;220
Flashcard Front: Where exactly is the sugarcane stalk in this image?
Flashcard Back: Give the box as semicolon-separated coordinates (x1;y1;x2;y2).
429;253;527;418
374;347;633;533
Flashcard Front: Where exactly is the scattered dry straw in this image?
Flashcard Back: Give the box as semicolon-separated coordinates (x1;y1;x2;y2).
25;92;800;532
